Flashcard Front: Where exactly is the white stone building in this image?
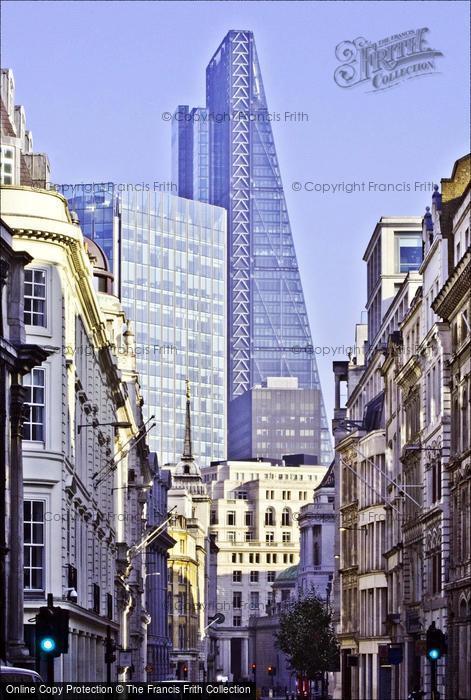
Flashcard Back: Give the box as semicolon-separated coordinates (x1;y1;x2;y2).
1;184;152;681
297;460;336;600
202;457;327;681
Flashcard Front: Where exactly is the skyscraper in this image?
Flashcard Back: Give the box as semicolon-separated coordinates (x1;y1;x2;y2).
173;31;332;464
60;185;227;466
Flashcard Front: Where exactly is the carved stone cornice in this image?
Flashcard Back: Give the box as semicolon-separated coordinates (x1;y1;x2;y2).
433;249;471;321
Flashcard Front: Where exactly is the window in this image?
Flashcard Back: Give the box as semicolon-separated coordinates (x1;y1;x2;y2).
93;583;100;614
250;571;259;583
431;551;441;594
282;490;291;500
249;553;260;564
210;510;218;525
266;531;274;544
245;511;254;527
24;269;47;326
233;570;242;583
396;234;422;273
23;368;45;442
265;508;275;526
24;500;45;590
250;592;260;611
281;508;291;526
245;531;253;542
265;490;274;499
267;571;276;582
431;460;442;503
227;511;236;526
179;539;186;554
0;145;14;184
233;592;242;608
236;491;247;500
233;615;242;627
282;531;291;543
228;531;236;543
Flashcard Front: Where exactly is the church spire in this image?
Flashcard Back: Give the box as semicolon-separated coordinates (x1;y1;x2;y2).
181;379;194;462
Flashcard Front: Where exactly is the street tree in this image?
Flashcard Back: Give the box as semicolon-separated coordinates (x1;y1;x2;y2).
276;592;339;679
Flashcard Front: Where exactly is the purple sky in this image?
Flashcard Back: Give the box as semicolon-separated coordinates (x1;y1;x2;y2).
2;0;469;424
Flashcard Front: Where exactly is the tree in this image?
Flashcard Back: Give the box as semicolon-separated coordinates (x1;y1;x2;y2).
275;592;339;679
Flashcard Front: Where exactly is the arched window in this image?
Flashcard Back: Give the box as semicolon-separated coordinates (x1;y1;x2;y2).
281;507;291;527
265;507;275;526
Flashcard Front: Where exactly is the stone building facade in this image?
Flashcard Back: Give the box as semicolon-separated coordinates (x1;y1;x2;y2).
167;385;211;681
433;155;470;700
202;457;327;681
1;184;153;680
0;218;49;666
333;156;470;700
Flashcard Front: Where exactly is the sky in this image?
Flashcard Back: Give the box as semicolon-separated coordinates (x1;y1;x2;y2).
2;0;470;427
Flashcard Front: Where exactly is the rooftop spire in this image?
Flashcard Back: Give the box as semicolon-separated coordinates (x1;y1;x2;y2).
182;379;193;461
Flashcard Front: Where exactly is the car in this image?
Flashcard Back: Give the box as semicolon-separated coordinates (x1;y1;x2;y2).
0;665;43;683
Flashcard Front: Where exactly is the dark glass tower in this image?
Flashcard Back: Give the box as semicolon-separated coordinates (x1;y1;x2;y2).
175;30;332;464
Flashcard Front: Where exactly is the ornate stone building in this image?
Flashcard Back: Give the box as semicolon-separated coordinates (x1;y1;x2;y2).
0;218;49;665
167;384;211;681
333;155;470;700
433;155;470;700
1;184;153;680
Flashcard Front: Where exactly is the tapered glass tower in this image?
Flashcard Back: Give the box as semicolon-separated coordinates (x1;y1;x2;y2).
175;31;332;464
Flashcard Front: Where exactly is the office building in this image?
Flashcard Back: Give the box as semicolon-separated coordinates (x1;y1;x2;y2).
229;376;322;461
172;31;332;464
202;457;327;681
59;185;227;467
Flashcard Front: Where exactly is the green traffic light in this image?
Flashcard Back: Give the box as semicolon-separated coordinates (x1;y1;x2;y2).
40;637;56;653
427;648;440;661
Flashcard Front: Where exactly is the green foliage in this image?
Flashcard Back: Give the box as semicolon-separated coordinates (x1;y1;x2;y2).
275;593;339;678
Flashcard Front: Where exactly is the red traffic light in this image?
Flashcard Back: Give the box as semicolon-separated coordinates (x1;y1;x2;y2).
251;663;256;671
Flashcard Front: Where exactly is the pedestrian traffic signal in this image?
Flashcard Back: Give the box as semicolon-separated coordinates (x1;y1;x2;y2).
426;621;446;661
36;605;69;658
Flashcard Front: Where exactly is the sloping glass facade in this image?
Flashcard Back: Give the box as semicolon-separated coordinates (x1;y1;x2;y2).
174;31;332;463
59;184;226;466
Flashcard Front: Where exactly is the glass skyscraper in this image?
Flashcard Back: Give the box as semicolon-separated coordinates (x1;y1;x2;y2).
60;184;226;466
173;30;332;464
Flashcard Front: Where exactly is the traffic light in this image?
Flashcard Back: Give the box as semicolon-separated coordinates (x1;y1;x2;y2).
426;622;446;661
267;665;276;676
251;663;256;674
104;636;116;664
36;606;69;658
183;665;188;680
